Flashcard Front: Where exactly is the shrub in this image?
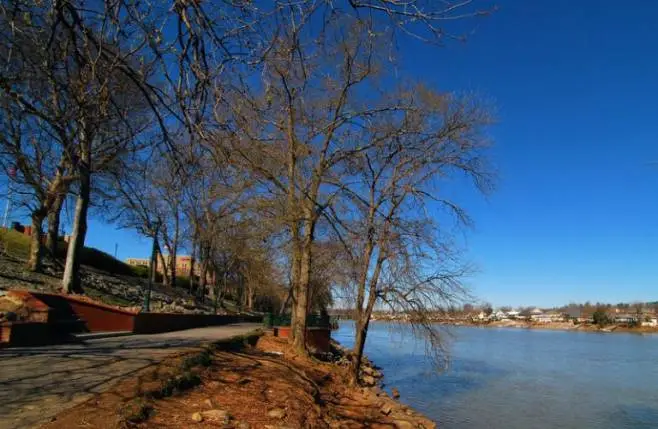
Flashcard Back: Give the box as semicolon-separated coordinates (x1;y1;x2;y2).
120;398;153;423
153;372;201;398
592;309;610;327
181;350;213;370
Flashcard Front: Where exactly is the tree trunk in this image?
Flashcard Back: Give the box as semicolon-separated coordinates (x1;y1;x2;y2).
247;280;255;311
289;240;301;334
157;245;170;286
189;238;197;294
199;249;208;302
168;214;179;289
350;315;370;384
291;211;317;354
27;210;46;272
279;285;293;315
144;229;159;312
62;158;91;294
350;248;386;385
46;193;65;258
169;246;177;289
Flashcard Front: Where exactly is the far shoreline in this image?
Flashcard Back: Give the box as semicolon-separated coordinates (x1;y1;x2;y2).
362;318;658;335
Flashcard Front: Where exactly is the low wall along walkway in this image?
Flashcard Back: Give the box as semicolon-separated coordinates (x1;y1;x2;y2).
0;290;262;347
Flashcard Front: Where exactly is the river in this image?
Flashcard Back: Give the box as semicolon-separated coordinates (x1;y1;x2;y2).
334;321;658;429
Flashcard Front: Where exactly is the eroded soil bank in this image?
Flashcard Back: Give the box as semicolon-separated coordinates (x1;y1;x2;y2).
41;333;435;429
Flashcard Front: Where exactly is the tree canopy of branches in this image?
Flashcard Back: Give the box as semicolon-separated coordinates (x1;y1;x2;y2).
2;0;495;381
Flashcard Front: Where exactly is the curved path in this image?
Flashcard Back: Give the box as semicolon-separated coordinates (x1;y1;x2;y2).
0;323;261;429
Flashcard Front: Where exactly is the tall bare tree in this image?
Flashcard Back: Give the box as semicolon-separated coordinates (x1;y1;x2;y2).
329;87;493;383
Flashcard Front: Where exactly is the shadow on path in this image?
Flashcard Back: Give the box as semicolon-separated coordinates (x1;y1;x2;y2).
0;323;260;429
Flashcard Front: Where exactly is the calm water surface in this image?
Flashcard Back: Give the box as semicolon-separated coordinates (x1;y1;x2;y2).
334;321;658;429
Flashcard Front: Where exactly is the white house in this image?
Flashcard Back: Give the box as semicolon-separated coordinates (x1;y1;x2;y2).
531;311;564;323
614;313;638;324
494;310;508;321
641;317;658;327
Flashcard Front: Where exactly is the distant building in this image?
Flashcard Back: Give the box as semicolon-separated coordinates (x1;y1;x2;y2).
613;313;639;324
531;311;564;323
126;255;206;279
493;310;508;321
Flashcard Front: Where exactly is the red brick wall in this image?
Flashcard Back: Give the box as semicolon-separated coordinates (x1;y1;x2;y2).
30;292;137;332
67;301;136;332
134;313;261;334
274;326;331;353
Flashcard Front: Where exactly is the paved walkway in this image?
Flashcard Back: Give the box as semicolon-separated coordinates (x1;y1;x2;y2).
0;323;261;429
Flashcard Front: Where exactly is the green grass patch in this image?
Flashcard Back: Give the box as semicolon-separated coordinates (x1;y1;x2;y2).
130;264;150;278
79;247;138;276
1;227;142;278
0;228;31;260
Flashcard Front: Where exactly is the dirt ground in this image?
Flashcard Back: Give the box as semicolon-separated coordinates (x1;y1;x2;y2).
41;335;434;429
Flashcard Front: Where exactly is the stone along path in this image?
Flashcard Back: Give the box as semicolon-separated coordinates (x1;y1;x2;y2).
0;323;261;429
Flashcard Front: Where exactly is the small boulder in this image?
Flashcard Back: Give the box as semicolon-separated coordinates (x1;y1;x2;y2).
391;387;401;399
203;398;214;408
362;375;376;386
267;407;287;419
236;422;251;429
394;420;416;429
380;404;393;416
202;409;230;424
191;412;204;422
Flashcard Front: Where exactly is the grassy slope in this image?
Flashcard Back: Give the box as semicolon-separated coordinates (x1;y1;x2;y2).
0;228;31;260
0;228;244;311
0;228;141;276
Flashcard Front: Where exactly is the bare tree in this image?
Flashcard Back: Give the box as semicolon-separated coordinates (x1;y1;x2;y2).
328;86;493;384
0;6;80;271
211;0;493;354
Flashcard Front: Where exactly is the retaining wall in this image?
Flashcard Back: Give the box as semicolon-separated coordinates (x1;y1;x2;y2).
274;326;331;353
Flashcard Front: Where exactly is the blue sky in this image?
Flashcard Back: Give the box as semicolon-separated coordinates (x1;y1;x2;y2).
396;0;658;307
8;0;658;308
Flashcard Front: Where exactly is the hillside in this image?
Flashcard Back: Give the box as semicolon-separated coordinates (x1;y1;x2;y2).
0;228;235;314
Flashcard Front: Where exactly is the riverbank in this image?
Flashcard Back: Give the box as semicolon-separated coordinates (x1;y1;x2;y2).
41;332;434;429
438;319;658;334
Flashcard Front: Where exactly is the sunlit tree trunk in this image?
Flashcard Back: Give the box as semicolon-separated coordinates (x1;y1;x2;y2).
27;209;46;272
62;137;91;294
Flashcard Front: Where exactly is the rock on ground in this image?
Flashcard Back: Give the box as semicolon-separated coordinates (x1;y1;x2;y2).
267;407;286;419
